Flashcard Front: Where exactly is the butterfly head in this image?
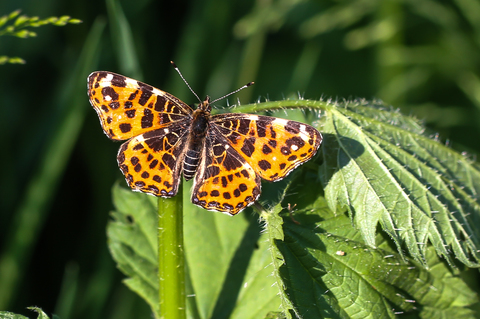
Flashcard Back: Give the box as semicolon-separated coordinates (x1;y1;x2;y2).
199;96;212;113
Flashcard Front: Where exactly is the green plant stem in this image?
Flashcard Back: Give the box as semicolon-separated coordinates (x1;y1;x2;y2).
157;182;185;319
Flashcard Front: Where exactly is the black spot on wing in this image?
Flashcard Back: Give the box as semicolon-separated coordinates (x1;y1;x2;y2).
137;81;153;92
125;109;136;118
138;90;153;106
150;159;159;169
141;108;154;128
135;181;146;187
131;156;139;166
147;185;159;194
119;123;132;133
154;98;167;112
223;152;243;171
240;137;256;157
109;101;120;109
128;91;138;100
206;165;220;178
221;176;228;188
102;87;118;101
133;143;144;150
111;74;127;87
262;144;272;154
256;117;273;137
284;121;301;134
133;161;142;174
237;119;250;135
162;153;175;169
285;136;306;150
258;160;271;171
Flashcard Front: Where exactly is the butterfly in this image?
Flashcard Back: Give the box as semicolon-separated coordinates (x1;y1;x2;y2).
88;65;322;215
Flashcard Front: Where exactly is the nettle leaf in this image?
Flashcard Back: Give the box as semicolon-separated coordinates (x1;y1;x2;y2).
233;98;480;267
108;184;159;314
183;192;281;319
262;170;478;318
108;183;280;318
318;99;480;267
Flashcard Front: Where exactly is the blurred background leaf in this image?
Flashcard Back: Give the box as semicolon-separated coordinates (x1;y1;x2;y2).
1;0;480;318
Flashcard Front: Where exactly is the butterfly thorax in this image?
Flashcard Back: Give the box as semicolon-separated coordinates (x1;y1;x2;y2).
183;97;212;181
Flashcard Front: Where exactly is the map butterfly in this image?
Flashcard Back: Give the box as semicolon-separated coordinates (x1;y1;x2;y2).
88;64;322;215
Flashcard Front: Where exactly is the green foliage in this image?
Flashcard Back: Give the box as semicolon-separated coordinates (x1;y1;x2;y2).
0;307;53;319
0;9;81;64
0;55;25;64
0;16;104;311
0;10;81;38
269;185;477;318
108;184;281;319
297;0;480;114
107;98;479;318
107;185;159;314
319;99;480;268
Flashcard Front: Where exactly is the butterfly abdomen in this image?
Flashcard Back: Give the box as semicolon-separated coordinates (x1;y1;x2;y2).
183;108;210;181
184;149;200;180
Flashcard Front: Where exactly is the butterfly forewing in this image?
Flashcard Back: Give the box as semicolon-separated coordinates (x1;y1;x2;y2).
211;114;322;181
88;71;193;140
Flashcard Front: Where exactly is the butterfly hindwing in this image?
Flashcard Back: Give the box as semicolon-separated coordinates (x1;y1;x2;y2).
191;129;261;215
88;71;193;140
117;123;190;197
211;114;322;181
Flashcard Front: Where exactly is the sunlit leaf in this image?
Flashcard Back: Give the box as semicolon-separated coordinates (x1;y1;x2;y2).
319;99;480;267
264;169;478;318
107;185;158;314
108;183;282;318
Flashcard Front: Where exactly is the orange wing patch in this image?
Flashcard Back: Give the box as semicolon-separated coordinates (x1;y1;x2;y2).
191;136;261;215
117;126;189;197
88;71;192;140
212;114;322;181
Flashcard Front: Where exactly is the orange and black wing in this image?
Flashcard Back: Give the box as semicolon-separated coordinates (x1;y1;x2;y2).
191;128;261;215
88;71;193;140
211;114;322;181
117;122;190;197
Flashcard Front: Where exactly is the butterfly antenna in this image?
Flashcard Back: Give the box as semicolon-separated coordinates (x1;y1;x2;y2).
210;81;254;104
171;61;202;103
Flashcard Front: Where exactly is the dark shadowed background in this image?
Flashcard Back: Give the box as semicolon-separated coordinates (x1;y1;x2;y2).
1;0;480;318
